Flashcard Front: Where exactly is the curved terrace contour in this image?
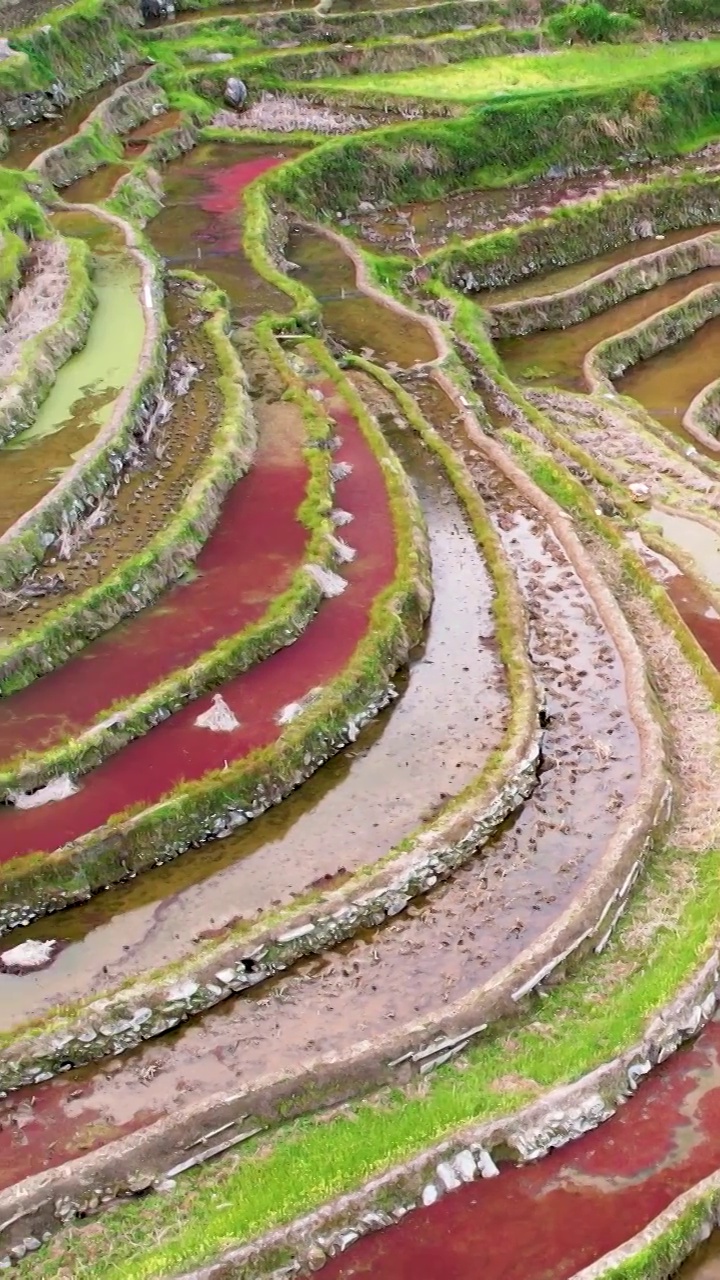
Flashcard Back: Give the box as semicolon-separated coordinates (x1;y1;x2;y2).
4;4;720;1279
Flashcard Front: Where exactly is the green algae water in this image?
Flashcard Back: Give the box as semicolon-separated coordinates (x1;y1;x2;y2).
0;212;144;538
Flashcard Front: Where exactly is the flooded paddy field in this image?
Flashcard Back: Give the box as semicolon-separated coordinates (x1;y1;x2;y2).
4;19;720;1279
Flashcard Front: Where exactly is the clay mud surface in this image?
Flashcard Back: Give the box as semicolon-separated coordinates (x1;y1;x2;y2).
0;381;507;1025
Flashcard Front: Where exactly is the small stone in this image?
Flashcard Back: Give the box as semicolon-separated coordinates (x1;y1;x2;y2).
452;1149;476;1183
0;939;58;973
155;1178;177;1194
435;1161;461;1193
628;482;651;503
10;1245;26;1261
165;979;199;1002
475;1148;500;1178
421;1183;439;1205
306;1243;327;1271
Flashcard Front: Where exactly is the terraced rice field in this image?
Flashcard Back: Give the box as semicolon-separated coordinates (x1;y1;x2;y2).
4;1;720;1278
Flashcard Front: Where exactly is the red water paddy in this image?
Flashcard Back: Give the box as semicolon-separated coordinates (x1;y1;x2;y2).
320;1016;720;1280
0;406;308;759
0;384;395;861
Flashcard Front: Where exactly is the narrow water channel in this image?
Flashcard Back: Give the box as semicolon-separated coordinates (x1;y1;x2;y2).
496;262;720;395
0;211;144;540
0;66;145;171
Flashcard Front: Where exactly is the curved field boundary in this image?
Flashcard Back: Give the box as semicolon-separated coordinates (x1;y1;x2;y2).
0;315;340;796
426;174;720;295
181;25;538;92
0;339;431;929
583;278;720;451
147;0;540;47
571;1167;720;1280
0;202;164;592
0;234;95;446
27;67;164;189
0;351;538;1087
0;272;257;729
0;241;668;1185
487;230;720;339
157;957;720;1280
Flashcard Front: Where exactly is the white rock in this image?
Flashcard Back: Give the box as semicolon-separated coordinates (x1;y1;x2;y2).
475;1148;500;1178
452;1149;477;1183
435;1161;461;1192
0;939;57;972
421;1183;439;1206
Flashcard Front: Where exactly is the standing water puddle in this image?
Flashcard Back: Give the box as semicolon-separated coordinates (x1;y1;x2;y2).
0;211;144;540
627;528;720;670
0;381;506;1024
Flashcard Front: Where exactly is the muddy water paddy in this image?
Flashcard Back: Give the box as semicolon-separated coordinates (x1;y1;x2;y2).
618;315;720;440
0;392;639;1180
148;141;298;320
0;281;225;637
675;1234;720;1280
481;223;720;307
287;225;437;366
627;530;720;671
0;212;143;541
497;263;720;395
0;388;507;1024
0;377;399;862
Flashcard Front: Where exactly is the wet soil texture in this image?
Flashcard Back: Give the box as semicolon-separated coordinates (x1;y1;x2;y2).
320;1014;720;1280
0;377;397;860
351;162;720;260
0;389;506;1025
148;142;299;320
0;283;224;639
0;371;638;1183
0;213;144;540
